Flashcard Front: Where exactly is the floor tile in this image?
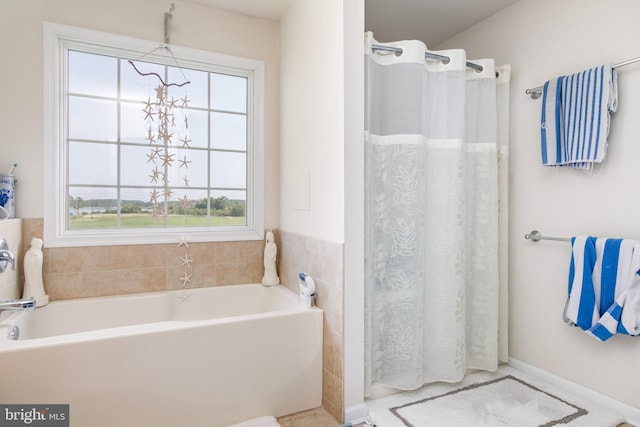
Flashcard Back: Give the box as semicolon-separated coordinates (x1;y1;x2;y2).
277;407;340;427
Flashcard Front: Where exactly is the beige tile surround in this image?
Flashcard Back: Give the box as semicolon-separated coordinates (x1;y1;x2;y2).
22;219;264;300
20;219;345;423
278;230;345;422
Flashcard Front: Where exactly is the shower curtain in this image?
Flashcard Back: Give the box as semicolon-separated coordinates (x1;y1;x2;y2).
364;32;510;395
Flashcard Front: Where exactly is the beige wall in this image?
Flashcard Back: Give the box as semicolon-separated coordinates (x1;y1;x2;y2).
0;0;280;228
279;0;349;420
279;0;345;244
440;0;640;410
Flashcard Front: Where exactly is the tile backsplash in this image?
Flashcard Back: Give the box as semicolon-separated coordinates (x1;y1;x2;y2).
278;230;345;422
22;218;264;300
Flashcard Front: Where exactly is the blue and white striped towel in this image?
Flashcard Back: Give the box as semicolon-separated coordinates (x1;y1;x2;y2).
540;65;618;169
563;236;640;341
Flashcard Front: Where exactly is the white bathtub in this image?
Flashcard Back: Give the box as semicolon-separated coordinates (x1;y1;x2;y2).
0;284;323;427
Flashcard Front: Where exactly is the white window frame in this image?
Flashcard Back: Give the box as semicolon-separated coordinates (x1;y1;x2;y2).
43;22;264;247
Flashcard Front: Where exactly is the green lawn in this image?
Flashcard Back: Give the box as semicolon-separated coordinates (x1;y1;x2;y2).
69;213;246;229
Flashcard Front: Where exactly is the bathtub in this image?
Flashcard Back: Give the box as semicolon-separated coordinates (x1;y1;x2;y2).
0;284;323;427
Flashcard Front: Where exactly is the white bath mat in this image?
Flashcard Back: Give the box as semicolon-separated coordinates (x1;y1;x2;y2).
367;366;625;427
226;416;281;427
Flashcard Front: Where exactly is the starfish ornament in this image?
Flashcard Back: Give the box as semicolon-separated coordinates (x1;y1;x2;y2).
178;235;189;248
161;153;175;167
155;85;165;101
146;128;156;144
180;254;193;269
149;188;160;204
143;97;154;111
158;108;169;122
149;166;162;184
178;155;191;169
146;151;158;163
180;271;192;287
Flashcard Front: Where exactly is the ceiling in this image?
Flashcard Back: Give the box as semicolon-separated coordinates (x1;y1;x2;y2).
365;0;521;46
182;0;521;47
181;0;293;21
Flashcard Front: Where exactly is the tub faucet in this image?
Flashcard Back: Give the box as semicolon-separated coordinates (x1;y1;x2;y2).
0;238;15;273
0;297;35;313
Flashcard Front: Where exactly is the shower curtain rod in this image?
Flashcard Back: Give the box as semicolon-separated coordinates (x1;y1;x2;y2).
525;56;640;99
371;44;484;73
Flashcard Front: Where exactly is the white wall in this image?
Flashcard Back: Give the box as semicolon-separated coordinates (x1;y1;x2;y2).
1;0;280;229
280;0;345;243
440;0;640;409
343;0;366;421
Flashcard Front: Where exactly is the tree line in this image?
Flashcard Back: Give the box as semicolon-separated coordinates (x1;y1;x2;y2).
69;196;245;217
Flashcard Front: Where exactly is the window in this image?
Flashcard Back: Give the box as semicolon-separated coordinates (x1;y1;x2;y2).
44;23;264;247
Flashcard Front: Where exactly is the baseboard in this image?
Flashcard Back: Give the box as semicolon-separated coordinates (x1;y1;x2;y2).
509;358;640;426
345;402;369;425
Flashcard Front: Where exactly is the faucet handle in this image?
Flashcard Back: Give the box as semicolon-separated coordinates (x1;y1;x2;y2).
0;238;15;272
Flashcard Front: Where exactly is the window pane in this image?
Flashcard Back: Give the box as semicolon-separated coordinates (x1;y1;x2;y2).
69;142;117;185
165;148;208;188
211;112;247;151
211;73;247;113
209;190;247;227
120;187;164;228
68;51;117;98
120;187;150;206
121;145;156;186
68;187;118;230
167;67;207;109
69;96;117;141
210;151;246;189
167;188;209;228
121;60;164;102
184;110;208;149
121;101;148;144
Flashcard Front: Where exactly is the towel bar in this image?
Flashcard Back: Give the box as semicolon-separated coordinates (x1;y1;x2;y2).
524;230;571;243
525;55;640;99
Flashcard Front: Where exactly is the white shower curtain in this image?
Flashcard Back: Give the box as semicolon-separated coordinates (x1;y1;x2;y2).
364;32;510;396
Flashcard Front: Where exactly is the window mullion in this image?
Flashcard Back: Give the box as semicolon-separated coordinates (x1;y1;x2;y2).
207;71;212;226
116;58;122;228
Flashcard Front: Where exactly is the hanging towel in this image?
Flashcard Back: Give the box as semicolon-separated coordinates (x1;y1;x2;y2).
563;236;640;341
540;65;618;169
